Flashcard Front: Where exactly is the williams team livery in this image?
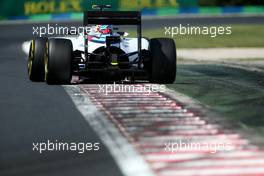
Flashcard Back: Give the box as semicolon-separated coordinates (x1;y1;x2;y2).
27;5;177;84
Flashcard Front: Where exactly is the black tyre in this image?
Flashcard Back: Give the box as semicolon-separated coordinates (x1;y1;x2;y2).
27;37;47;81
45;39;73;84
149;38;176;84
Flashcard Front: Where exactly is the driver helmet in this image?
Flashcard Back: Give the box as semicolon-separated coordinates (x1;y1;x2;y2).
95;25;112;34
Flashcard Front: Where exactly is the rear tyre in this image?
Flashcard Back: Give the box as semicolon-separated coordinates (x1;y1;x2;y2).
28;37;47;81
45;39;73;84
149;38;176;84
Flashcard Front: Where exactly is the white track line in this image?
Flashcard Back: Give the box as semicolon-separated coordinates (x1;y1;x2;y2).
63;85;155;176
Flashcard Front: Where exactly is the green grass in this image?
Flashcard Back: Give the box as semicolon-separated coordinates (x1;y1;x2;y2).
168;64;264;135
137;24;264;48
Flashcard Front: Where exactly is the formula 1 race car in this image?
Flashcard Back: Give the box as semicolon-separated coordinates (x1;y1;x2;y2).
27;5;177;84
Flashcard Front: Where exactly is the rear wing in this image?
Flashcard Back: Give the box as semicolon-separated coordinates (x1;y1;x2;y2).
83;11;142;66
83;11;141;25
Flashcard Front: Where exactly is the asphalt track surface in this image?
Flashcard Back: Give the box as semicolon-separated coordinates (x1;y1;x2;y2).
1;16;264;176
0;22;123;175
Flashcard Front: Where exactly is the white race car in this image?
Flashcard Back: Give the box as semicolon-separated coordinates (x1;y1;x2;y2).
27;5;177;84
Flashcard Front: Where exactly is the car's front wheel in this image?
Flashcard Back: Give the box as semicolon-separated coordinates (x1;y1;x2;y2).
28;37;47;81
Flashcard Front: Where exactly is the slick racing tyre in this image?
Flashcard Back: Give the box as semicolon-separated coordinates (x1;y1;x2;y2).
28;37;47;81
149;38;176;84
45;39;73;84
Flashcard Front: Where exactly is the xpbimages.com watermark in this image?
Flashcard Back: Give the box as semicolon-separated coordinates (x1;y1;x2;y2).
32;24;92;37
165;24;232;38
98;83;166;95
32;140;100;154
164;138;232;154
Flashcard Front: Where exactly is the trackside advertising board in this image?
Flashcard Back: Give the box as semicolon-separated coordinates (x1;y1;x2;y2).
0;0;264;20
0;0;197;19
